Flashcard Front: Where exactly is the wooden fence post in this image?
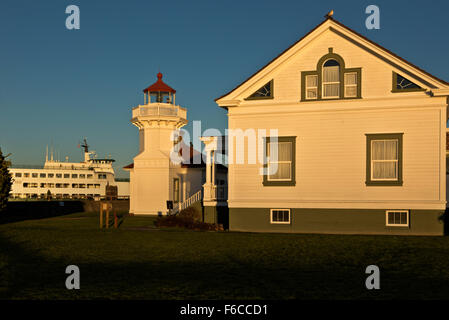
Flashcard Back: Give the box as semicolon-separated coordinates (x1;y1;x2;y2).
100;203;103;229
105;205;109;229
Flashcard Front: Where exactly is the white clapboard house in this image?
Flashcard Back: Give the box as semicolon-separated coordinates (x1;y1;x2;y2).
214;15;449;235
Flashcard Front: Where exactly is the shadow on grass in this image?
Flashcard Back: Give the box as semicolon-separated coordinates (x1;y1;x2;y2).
1;232;449;300
0;201;84;225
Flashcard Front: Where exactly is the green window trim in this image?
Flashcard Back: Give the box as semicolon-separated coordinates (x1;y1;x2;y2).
365;133;403;186
301;49;362;101
245;80;274;100
391;72;426;93
262;136;296;187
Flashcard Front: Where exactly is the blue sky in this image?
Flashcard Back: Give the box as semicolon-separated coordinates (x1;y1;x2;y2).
1;0;448;178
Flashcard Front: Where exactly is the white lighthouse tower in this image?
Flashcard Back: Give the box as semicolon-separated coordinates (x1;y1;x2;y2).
126;73;188;215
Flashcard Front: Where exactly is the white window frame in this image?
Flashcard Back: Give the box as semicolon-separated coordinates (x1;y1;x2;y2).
322;60;340;99
270;209;291;224
344;72;357;98
267;141;292;182
386;210;409;227
370;139;399;181
305;75;318;100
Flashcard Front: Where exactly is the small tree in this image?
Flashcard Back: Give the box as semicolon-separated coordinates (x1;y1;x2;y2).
0;148;12;212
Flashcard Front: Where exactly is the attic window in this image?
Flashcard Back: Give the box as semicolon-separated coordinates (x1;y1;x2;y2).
392;72;424;92
301;50;361;101
245;80;273;100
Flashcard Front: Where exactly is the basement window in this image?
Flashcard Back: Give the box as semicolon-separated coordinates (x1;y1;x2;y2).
386;210;409;227
270;209;291;224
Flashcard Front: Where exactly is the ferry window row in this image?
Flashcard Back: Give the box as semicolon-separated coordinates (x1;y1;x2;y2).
22;183;101;189
13;173;107;179
10;193;101;200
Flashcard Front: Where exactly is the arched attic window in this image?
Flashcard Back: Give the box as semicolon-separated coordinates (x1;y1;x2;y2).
301;49;361;101
322;59;340;98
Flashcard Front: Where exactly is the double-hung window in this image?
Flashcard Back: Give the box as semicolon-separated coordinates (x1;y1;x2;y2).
305;75;318;99
366;133;403;186
344;72;357;98
263;137;296;186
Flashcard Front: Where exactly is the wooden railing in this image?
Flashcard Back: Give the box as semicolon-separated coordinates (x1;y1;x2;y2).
132;103;187;119
172;189;202;215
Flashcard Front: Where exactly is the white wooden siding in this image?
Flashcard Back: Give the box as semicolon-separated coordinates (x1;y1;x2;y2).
228;104;446;210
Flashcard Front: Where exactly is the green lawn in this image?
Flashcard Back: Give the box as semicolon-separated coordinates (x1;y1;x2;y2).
0;211;449;299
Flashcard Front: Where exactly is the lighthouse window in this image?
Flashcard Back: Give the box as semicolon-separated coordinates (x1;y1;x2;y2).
98;174;107;179
87;174;93;179
79;174;86;179
56;174;62;178
32;173;38;178
72;174;78;178
40;173;46;178
48;173;54;178
64;174;70;178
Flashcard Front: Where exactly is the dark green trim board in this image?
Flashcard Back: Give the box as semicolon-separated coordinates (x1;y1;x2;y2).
245;80;274;100
300;49;362;101
365;133;403;186
391;72;426;93
229;208;445;236
262;136;296;186
203;205;229;228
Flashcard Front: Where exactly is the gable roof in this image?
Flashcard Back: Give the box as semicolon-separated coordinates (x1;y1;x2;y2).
215;16;449;106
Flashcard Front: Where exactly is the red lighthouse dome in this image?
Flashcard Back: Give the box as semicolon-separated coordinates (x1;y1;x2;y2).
143;72;176;94
143;72;176;104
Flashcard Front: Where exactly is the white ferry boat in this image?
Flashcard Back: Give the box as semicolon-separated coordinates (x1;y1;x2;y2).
9;139;129;200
